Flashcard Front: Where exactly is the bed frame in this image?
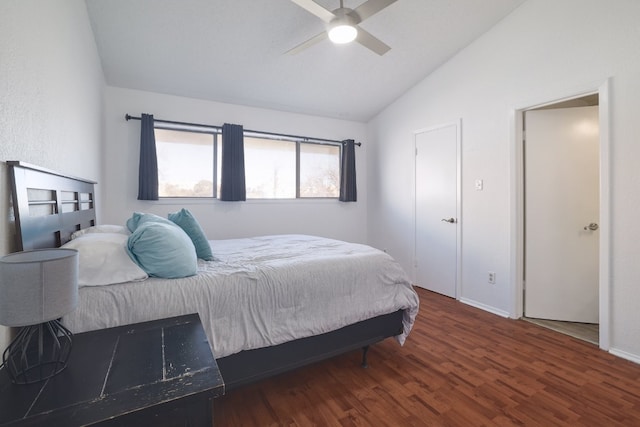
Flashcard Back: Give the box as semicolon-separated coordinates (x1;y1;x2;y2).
7;161;404;391
8;161;96;251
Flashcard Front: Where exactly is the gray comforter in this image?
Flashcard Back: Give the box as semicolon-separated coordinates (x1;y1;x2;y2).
64;234;419;358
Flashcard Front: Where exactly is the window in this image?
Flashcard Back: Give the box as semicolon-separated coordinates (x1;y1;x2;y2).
243;137;340;199
244;137;296;199
155;128;221;198
155;127;341;200
300;143;340;198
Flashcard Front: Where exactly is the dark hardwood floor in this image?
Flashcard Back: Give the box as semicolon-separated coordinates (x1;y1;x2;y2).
214;287;640;426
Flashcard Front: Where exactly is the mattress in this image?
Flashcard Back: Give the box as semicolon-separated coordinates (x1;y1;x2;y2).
63;234;419;358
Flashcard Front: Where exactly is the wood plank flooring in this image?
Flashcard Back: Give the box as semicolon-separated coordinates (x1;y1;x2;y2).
213;287;640;426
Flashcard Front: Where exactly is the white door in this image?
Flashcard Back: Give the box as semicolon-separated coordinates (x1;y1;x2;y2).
415;124;458;298
524;106;599;323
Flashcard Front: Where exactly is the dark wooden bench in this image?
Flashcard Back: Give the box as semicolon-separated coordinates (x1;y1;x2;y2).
0;314;224;426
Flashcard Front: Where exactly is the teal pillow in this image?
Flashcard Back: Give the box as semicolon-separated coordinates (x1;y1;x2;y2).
126;222;197;278
126;212;174;232
168;209;214;261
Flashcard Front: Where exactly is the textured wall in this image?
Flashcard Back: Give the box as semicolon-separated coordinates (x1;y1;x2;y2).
0;0;105;350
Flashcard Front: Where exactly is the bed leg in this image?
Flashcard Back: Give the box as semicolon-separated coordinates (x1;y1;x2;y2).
361;345;369;368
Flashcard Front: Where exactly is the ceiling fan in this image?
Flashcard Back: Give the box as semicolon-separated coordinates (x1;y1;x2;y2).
286;0;397;56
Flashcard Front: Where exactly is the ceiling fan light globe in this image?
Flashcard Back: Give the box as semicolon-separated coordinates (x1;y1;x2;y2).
328;24;358;44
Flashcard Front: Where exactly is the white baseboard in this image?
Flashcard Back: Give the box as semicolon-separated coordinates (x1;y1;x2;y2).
609;347;640;365
459;297;510;318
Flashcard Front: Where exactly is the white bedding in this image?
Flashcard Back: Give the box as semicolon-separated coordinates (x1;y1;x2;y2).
63;234;419;358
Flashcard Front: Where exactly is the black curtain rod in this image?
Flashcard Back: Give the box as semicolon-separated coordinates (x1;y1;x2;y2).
125;114;361;146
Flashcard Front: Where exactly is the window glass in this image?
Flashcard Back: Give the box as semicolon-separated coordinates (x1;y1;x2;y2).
300;143;340;198
244;137;296;199
155;129;215;197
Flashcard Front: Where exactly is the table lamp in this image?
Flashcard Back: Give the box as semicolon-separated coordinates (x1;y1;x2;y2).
0;248;78;385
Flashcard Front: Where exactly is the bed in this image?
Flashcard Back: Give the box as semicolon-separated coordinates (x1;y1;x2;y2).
7;161;419;390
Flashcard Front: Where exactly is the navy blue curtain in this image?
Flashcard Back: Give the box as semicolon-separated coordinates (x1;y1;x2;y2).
339;139;357;202
220;123;246;201
138;113;159;200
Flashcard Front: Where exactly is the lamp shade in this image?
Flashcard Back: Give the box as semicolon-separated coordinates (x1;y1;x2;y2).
0;249;78;327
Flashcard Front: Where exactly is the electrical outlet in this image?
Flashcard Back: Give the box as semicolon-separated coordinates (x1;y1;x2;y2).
488;271;496;284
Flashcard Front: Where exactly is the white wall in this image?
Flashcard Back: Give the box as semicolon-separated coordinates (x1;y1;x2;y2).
367;0;640;360
103;87;368;243
0;1;105;349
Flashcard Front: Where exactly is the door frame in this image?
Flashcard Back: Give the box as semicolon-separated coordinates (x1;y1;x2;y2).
413;119;462;299
510;79;611;350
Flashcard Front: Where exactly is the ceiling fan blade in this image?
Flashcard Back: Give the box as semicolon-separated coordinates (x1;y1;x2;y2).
285;31;328;55
355;26;391;55
351;0;397;21
290;0;335;23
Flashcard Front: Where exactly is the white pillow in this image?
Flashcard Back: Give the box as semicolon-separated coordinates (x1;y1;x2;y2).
62;233;148;287
71;224;130;240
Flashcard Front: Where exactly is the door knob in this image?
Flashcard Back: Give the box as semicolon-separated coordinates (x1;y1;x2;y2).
441;218;456;224
583;223;599;231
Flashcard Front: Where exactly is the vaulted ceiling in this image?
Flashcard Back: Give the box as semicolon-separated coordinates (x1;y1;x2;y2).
86;0;525;122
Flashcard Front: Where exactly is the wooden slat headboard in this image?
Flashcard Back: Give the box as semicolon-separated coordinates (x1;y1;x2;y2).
8;161;97;251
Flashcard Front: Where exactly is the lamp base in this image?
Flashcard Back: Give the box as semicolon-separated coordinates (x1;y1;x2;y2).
2;320;73;385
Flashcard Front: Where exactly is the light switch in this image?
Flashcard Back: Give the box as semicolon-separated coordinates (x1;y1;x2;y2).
475;179;483;191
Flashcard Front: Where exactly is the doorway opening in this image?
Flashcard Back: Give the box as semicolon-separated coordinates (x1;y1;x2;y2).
523;94;599;345
512;80;610;350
